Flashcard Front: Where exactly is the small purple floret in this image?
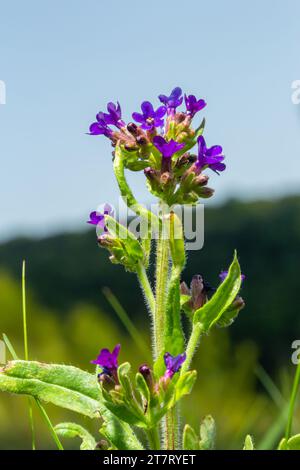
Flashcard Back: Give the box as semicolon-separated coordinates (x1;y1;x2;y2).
153;136;185;159
132;101;166;130
196;136;226;173
184;94;207;117
87;204;114;232
91;344;121;376
98;102;125;129
88;116;113;137
163;352;186;379
158;87;183;115
219;271;246;283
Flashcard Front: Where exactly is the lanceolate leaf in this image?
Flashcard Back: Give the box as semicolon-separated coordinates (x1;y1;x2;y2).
243;434;255;450
183;424;200;450
55;423;97;450
0;360;143;450
193;251;241;331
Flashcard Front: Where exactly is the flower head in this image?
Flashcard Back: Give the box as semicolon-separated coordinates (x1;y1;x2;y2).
196;136;226;173
97;102;125;129
219;271;246;283
91;343;121;377
184;94;206;117
153;136;185;159
132;101;166;130
158;87;183;115
163;352;186;379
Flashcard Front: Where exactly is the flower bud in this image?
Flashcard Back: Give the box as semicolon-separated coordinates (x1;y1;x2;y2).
98;373;115;391
194;174;209;186
139;364;154;391
190;275;207;310
127;122;138;136
96;439;109;450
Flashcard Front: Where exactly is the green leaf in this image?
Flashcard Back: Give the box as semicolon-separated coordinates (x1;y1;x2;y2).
278;434;300;450
243;434;255;450
175;371;197;402
287;434;300;450
55;423;97;450
135;372;150;404
0;360;143;450
278;438;288;450
0;360;100;418
199;415;216;450
183;424;200;450
193;251;241;331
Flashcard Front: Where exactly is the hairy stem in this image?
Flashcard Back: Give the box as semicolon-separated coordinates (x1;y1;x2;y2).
113;148;159;230
285;360;300;439
154;232;169;359
181;322;204;375
147;427;161;450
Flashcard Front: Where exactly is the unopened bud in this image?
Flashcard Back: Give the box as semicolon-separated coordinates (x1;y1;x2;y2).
232;295;245;310
194;174;209;186
127;122;138;135
180;281;190;296
196;186;214;198
190;275;207;310
96;439;109;450
136;135;148;146
139;364;154;391
98;373;115;391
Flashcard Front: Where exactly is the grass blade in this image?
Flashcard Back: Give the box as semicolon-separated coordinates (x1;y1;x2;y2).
285;361;300;439
102;287;151;360
22;261;36;450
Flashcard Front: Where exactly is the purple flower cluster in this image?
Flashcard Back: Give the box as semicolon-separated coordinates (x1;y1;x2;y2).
88;87;226;204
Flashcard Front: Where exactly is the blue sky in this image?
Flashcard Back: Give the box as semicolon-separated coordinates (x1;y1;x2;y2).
0;0;300;239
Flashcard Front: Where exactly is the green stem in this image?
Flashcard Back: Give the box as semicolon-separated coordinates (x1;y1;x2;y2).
181;322;204;375
136;263;155;316
154;233;169;359
113;148;159;230
147;427;161;450
285;360;300;439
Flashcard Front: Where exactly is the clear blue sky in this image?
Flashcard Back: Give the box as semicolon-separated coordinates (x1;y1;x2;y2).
0;0;300;240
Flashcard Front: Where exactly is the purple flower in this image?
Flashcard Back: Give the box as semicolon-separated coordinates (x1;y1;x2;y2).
91;343;121;376
196;136;226;173
87;204;114;232
88;116;113;138
97;102;125;129
132;101;166;130
163;352;186;379
153;136;185;159
158;87;183;115
219;271;246;283
184;94;207;117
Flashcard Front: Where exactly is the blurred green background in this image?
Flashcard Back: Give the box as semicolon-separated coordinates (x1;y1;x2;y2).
1;195;299;449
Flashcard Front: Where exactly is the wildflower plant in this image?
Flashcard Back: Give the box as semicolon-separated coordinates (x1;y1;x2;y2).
1;87;250;451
